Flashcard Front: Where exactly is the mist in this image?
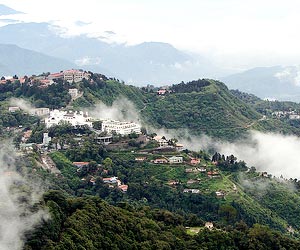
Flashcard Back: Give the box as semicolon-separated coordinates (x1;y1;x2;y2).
152;128;300;179
86;97;300;179
0;143;48;250
88;97;141;123
9;98;36;114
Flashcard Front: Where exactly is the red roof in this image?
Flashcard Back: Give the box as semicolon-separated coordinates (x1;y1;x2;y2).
73;162;89;167
118;184;128;192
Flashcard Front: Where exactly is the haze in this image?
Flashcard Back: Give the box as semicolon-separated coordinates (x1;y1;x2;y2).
1;0;300;71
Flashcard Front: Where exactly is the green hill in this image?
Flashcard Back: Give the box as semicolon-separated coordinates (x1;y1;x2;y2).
25;191;300;250
2;72;300;140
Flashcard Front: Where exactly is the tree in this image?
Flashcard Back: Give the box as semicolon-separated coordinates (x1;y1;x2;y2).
103;157;113;168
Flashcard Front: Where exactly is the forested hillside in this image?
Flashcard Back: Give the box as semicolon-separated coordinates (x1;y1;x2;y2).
2;71;300;248
24;191;300;250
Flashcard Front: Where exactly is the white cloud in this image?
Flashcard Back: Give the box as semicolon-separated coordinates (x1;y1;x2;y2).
0;143;48;250
1;0;300;69
75;56;101;66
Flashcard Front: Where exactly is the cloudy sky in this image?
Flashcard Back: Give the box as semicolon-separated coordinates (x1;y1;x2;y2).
0;0;299;70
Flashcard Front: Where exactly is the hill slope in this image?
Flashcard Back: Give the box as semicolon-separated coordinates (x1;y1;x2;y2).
0;22;222;84
222;66;300;102
0;44;76;76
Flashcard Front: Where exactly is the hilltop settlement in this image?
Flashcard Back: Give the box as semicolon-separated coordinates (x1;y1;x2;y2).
1;69;300;249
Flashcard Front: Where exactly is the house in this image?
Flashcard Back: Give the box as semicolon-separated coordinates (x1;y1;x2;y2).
183;189;200;194
157;89;167;95
187;179;199;185
190;158;200;165
20;143;35;152
118;184;128;192
135;156;147;162
205;222;214;230
42;133;51;146
168;180;179;186
33;108;50;116
153;158;169;164
175;143;184;151
69;88;79;99
153;136;169;147
185;168;200;173
39;79;53;87
48;72;63;80
8;106;20;112
101;119;141;135
102;176;118;184
22;130;32;142
63;69;90;83
73;162;89;168
90;177;96;185
207;171;219;177
169;156;183;164
95;136;113;145
45;110;93;128
215;191;225;198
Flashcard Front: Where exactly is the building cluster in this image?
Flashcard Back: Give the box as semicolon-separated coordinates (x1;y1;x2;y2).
44;109;141;135
8;107;50;116
45;109;93;128
272;110;300;120
101;120;141;135
152;156;183;164
1;69;90;88
153;135;184;151
48;69;91;83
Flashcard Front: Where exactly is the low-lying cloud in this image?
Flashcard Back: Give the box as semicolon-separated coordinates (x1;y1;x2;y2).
153;128;300;179
9;98;36;114
88;97;141;123
0;143;47;250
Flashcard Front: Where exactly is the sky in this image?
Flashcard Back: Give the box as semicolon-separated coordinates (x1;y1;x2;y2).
1;0;300;70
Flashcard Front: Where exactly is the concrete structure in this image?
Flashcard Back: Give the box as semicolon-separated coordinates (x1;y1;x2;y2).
68;88;79;99
45;110;92;128
48;72;63;80
205;222;214;230
190;158;200;165
73;162;89;168
63;69;90;83
153;136;169;147
8;106;20;112
42;133;51;146
118;184;128;192
153;158;169;164
101;120;141;135
169;156;183;164
95;136;113;145
102;176;119;184
33;108;50;116
183;189;200;194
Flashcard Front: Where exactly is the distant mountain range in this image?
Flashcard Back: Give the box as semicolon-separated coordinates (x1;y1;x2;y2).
0;22;223;85
222;66;300;102
0;4;22;15
0;44;75;76
1;4;300;101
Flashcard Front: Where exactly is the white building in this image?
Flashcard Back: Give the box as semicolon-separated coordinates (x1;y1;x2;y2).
153;136;169;147
42;133;51;146
68;88;79;99
33;108;50;116
169;156;183;164
101;120;141;135
45;110;93;128
8;106;20;112
63;69;90;83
